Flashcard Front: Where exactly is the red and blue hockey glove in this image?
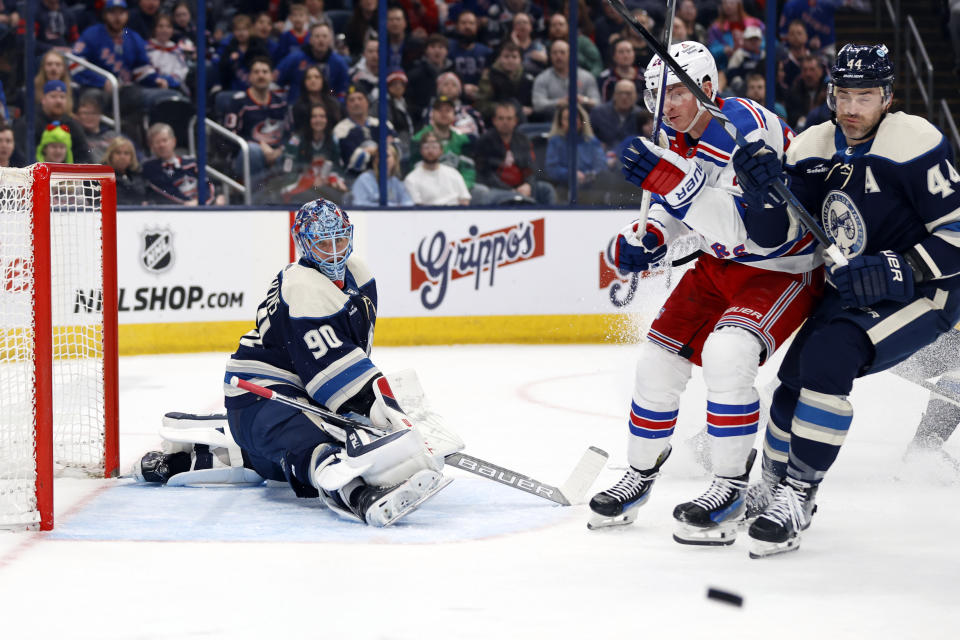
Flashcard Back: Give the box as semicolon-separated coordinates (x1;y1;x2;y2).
621;137;705;208
830;250;915;308
615;221;668;273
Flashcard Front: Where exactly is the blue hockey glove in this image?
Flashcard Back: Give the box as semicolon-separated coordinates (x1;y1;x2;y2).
733;140;784;208
621;137;705;208
615;221;668;273
830;250;915;308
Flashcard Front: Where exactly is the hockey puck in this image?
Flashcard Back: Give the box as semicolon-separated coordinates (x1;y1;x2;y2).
706;587;743;607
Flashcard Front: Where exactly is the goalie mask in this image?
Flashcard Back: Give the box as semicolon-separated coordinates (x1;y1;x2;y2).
643;41;718;132
826;43;894;111
292;198;354;285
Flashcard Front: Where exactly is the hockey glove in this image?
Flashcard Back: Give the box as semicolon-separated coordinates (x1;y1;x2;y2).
621;137;705;209
615;221;668;273
830;250;915;308
733;140;784;208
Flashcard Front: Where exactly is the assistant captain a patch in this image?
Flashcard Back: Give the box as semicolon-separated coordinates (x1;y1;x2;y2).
822;190;867;257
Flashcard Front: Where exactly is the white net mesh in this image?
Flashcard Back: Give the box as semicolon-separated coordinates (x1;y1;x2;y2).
0;168;108;529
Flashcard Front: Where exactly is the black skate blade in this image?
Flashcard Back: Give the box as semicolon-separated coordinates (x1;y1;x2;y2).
673;533;737;547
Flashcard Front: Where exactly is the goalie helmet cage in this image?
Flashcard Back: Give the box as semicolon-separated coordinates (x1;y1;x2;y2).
0;163;118;531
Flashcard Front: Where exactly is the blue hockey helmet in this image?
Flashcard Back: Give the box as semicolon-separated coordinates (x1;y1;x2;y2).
827;43;894;110
292;199;354;284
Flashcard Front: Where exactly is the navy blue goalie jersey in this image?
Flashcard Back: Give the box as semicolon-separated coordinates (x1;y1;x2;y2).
224;257;379;413
785;111;960;291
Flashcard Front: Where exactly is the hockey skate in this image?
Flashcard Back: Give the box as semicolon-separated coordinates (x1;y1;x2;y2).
132;451;191;483
673;449;756;546
587;445;671;530
747;477;818;559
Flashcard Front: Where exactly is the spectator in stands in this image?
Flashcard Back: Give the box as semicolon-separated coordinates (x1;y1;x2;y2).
276;103;348;204
434;72;485;140
0;121;26;168
532;40;600;121
127;0;161;40
344;0;377;58
277;22;350;102
396;0;441;38
277;3;311;62
31;50;74;114
147;13;190;92
778;19;811;91
385;69;415;156
725;25;765;95
475;41;535;123
142;122;222;205
671;16;689;44
406;33;452;127
217;14;269;93
593;1;627;65
75;90;118;162
545;104;606;189
14;81;91;164
71;0;181;110
290;64;341;135
779;0;840;60
410;95;475;189
677;1;708;45
385;6;420;70
171;1;198;47
611;9;656;71
332;86;396;175
745;72;787;120
546;13;602;77
37;122;73;164
349;38;379;96
349;144;413;207
224;56;290;189
590;79;651;151
103;135;149;205
785;54;827;131
508;12;547;76
303;0;330;29
404;130;471;206
252;11;280;62
598;38;644;105
448;10;493;101
473;101;555;206
490;0;544;53
31;0;80;52
707;0;763;72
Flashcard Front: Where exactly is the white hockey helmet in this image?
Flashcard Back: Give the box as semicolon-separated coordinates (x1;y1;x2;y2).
643;41;719;114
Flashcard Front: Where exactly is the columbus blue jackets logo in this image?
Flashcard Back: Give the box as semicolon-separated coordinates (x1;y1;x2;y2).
141;228;175;273
822;190;866;257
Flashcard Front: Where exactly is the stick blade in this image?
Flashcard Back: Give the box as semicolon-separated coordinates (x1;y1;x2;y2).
559;446;609;505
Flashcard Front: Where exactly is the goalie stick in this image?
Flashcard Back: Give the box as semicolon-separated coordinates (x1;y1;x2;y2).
228;377;609;506
605;0;848;268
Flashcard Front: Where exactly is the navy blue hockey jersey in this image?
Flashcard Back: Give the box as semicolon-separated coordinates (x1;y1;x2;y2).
786;112;960;291
224;257;380;414
223;89;290;147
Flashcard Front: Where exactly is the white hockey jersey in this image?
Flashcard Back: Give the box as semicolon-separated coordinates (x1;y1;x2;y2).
649;96;821;274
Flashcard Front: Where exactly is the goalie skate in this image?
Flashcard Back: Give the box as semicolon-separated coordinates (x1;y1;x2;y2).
358;470;453;527
587;445;671;530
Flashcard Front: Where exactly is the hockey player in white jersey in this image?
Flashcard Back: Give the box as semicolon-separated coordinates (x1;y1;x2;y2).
133;199;448;527
588;42;824;544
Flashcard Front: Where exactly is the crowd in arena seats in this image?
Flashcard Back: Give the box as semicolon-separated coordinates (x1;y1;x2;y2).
0;0;870;204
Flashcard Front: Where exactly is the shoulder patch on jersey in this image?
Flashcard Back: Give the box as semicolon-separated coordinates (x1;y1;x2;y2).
785;121;836;167
281;263;349;319
868;112;945;164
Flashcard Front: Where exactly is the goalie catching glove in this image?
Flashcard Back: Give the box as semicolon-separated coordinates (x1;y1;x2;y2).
621;136;705;209
615;221;668;273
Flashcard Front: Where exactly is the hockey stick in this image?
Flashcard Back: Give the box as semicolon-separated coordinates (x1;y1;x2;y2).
228;377;609;506
891;373;960;410
635;0;677;229
605;0;848;268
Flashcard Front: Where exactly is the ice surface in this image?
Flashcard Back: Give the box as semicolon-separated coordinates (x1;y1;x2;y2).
0;345;958;639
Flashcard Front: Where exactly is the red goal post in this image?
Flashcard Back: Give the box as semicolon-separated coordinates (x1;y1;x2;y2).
0;163;118;531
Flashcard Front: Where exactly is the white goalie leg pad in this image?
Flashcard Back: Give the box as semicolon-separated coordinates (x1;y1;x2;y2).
313;427;441;492
158;412;264;487
627;342;692;470
701;327;763;477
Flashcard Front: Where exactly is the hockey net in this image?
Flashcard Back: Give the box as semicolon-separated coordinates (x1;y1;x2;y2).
0;164;118;531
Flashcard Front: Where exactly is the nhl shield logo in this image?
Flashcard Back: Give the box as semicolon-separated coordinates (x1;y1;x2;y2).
141;228;174;273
